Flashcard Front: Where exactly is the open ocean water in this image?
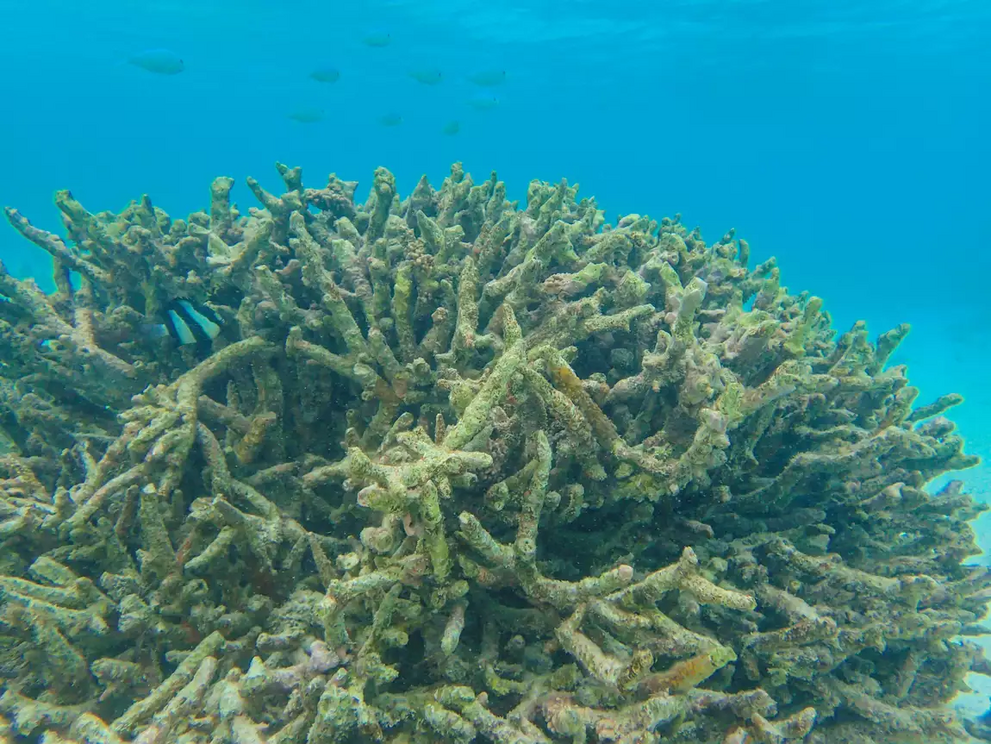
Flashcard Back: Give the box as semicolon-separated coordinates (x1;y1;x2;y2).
1;0;990;724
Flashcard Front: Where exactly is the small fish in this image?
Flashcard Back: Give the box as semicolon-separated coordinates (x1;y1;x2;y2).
310;66;341;83
128;48;185;75
143;300;223;346
288;107;325;123
442;121;461;136
379;113;403;127
468;69;506;87
362;32;391;48
409;68;443;85
467;95;499;111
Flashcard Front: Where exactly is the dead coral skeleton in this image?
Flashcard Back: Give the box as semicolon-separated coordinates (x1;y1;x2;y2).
0;162;985;743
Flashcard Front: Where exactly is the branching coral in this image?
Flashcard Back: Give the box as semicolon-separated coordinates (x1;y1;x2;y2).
0;161;987;743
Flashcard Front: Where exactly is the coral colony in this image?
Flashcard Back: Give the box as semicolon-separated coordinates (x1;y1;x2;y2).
0;163;988;743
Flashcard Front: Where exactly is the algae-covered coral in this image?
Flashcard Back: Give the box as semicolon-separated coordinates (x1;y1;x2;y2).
0;162;988;744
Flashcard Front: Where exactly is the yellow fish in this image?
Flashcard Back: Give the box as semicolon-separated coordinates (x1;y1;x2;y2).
409;68;443;85
468;70;506;87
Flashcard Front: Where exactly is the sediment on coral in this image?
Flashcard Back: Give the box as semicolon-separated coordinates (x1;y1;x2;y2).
0;161;987;744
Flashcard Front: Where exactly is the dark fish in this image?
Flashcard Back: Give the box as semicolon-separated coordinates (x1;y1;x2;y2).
442;121;460;136
128;49;185;75
310;66;341;83
144;300;223;346
379;113;403;127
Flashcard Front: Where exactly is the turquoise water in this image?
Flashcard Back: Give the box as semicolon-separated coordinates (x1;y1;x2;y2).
5;0;989;532
3;5;989;530
11;2;990;471
2;0;990;720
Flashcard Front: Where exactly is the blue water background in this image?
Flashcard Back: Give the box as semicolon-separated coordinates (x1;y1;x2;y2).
2;0;990;598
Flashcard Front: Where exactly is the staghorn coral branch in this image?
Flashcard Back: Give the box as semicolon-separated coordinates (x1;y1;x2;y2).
0;161;983;744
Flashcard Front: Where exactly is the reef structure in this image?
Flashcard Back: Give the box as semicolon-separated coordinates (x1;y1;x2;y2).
0;162;988;744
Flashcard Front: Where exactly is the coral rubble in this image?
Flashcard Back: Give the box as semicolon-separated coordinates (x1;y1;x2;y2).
0;162;988;743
